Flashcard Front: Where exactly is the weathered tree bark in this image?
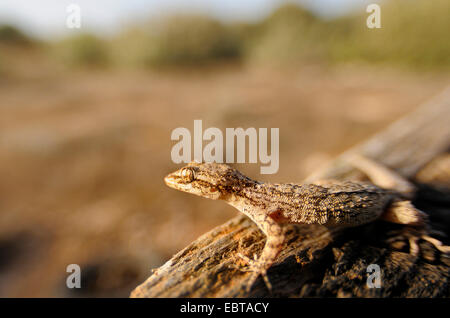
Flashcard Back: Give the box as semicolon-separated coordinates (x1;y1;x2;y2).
131;87;450;298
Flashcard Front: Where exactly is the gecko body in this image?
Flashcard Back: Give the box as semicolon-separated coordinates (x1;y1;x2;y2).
164;156;449;291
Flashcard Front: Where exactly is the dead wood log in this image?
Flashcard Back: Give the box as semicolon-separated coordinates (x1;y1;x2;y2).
131;87;450;298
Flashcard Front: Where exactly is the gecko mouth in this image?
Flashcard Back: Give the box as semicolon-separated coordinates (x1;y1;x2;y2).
164;174;190;191
164;175;178;188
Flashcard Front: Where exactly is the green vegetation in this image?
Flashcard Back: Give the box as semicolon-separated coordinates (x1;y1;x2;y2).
14;0;450;70
244;4;325;63
325;0;450;70
111;15;241;68
52;33;109;67
0;25;31;45
146;15;241;66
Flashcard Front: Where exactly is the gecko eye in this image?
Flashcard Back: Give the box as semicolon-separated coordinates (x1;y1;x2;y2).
180;168;195;182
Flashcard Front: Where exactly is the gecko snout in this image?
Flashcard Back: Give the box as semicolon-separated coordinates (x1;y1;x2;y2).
164;174;176;187
164;164;224;200
164;166;197;192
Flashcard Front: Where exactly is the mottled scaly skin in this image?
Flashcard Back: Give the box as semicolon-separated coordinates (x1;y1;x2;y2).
165;162;394;228
164;160;450;292
164;162;400;291
241;181;394;227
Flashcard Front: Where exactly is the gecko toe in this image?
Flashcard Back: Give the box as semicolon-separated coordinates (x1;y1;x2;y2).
408;237;420;256
388;227;450;256
236;253;273;292
421;235;450;254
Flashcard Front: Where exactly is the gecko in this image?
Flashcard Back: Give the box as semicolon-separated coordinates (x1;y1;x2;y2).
164;154;450;292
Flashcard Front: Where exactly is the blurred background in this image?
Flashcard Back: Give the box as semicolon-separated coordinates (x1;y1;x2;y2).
0;0;449;297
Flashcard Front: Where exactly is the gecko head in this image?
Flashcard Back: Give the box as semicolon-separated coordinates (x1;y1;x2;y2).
164;162;252;200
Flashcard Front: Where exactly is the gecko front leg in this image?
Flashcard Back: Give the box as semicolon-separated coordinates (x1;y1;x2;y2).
237;209;286;292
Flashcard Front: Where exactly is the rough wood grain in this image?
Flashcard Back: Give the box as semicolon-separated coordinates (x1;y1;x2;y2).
131;87;450;298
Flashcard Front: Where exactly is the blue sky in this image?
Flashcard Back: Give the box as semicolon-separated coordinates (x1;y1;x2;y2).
0;0;374;39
